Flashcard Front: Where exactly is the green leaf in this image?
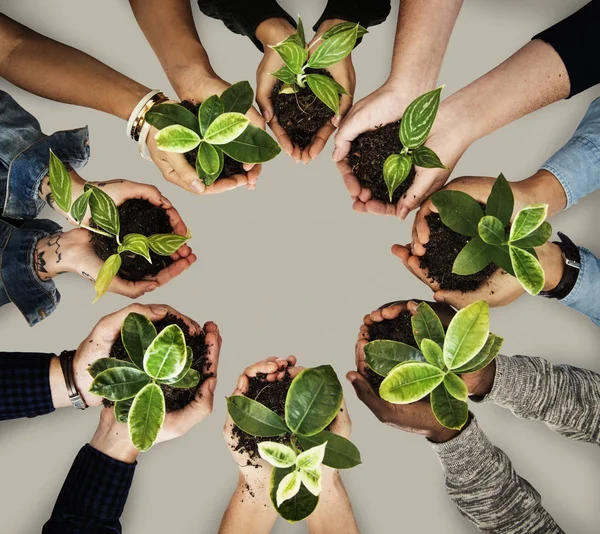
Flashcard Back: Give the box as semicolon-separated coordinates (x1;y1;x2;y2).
411;146;447;169
145;103;200;134
163;368;200;388
203;112;249;145
121;312;157;369
364;339;424;377
296;442;327;471
321;21;368;40
48;150;72;213
197;142;222;176
453;236;494;276
220;124;282;163
478;215;506;246
509;204;549;242
399;87;442;149
118;233;151;263
85;185;120;237
128;383;165;452
509;246;545;295
271;41;307;75
430;384;469;430
299;468;322;497
379;362;445;404
89;367;151;401
148;231;191;256
196;145;224;186
199;95;224;136
453;333;503;374
308;25;358;69
420;338;444;369
305;74;342;114
94;254;121;303
431;190;484;237
258;441;297;468
70;189;92;224
88;358;139;379
159;346;193;385
510;221;552;248
285;365;343;436
279;83;299;95
297;431;361;469
221;81;254;115
271;467;318;523
114;398;133;424
383;153;412;202
276;469;301;506
486;173;514;225
271;66;297;84
227;395;288;437
443;301;490;370
155;124;201;153
143;324;187;380
443;372;468;401
488;244;515;276
296;16;306;47
411;302;445;349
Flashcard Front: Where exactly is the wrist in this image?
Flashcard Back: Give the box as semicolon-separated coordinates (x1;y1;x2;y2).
49;355;71;408
538;242;565;292
427;427;461;444
256;17;296;48
90;415;139;464
34;232;69;281
520;169;568;217
463;360;496;397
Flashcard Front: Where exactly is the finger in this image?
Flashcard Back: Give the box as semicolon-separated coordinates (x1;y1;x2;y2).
336;160;361;198
203;174;248;194
268;115;294;156
380;303;408;321
165;207;191;259
178;376;217;432
243;359;280;378
246;164;262;188
143;254;196;286
114;181;165;207
307;122;336;161
391;244;429;286
203;321;221;374
365;199;396;216
407;254;441;292
256;75;278;125
161;151;206;196
355;338;368;371
109;277;159;299
358;324;369;339
346;372;387;419
357;187;372;203
413;202;435;256
352;199;367;213
291;144;302;164
287;365;304;379
247;105;266;130
333;109;364;162
95;303;169;335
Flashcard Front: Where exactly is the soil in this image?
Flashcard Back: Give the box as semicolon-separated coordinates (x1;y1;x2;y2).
104;313;209;412
180;101;245;180
271;69;335;149
91;199;173;282
365;310;418;392
419;212;499;292
348;121;416;204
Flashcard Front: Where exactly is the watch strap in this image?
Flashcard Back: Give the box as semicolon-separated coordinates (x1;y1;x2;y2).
59;350;88;410
539;232;581;300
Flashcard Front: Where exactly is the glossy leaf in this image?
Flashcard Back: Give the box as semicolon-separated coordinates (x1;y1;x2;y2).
486;173;514;225
299;468;322;497
510;221;552;248
155;124;201;153
411;302;445;349
443;372;468;401
145;103;200;134
118;233;151;263
143;324;187;380
221;81;254;115
379;362;445;404
296;442;327;471
321;21;368;40
488;244;515;276
86;185;120;237
271;41;307;75
89;367;150;401
94;254;121;303
114;398;133;424
70;189;92;225
196;145;224;186
220;124;281;163
399;87;442;149
364;339;424;377
203;112;249;145
48;150;72;213
478;215;506;246
163;368;200;389
430;384;469;430
148;231;191;256
258;442;297;468
88;357;139;379
271;467;318;523
305;74;342;114
271;66;297;84
420;338;444;369
285;365;343;436
431;190;484;237
453;333;503;374
509;204;549;242
197;142;222;176
412;146;447;169
159;346;193;385
121;312;157;369
296;17;306;47
308;25;358;69
276;470;302;506
297;431;361;469
443;301;490;370
128;383;165;452
199;95;224;136
453;237;493;276
227;395;288;437
383;153;412;202
509;246;545;295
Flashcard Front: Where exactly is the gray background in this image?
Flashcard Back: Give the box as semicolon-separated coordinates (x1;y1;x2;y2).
1;0;599;532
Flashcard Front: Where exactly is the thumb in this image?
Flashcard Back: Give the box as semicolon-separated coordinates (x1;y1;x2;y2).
166;153;205;195
180;376;217;433
346;371;385;415
332;115;358;162
256;76;276;124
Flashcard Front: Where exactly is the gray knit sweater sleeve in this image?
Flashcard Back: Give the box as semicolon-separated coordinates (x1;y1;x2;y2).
430;417;564;534
478;354;600;444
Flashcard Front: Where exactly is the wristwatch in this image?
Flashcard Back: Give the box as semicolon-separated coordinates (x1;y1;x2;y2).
59;350;88;410
539;232;581;300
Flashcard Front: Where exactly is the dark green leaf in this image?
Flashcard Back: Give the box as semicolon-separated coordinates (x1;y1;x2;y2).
70;189;92;224
308;26;358;69
114;398;133;424
89;367;151;401
411;302;445;349
94;254;121;303
399;87;442;149
85;185;120;237
488;244;515;276
383;154;412;202
121;312;157;369
220;124;281;163
379;362;445;403
412;146;447;169
88;357;139;379
129;383;165;452
199;95;224;136
453;236;494;276
48;150;72;213
271;41;307;75
431;190;484;237
145;103;200;134
297;431;361;469
148;231;191;256
271;466;318;523
485;173;514;225
364;339;424;377
227;395;289;437
453;333;503;374
221;81;254;115
271;66;297;84
430;384;469;430
305;74;342;114
143;324;187;380
118;233;151;263
296;16;306;47
509;245;545;295
478;215;506;246
510;221;552;248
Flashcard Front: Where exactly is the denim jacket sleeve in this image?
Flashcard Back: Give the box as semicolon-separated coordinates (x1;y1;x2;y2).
0;90;90;220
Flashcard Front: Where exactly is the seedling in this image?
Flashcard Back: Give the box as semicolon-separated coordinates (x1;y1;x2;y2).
88;313;199;451
48;151;190;301
364;301;502;430
145;81;280;185
227;365;361;522
382;87;447;202
270;18;366;115
431;173;551;295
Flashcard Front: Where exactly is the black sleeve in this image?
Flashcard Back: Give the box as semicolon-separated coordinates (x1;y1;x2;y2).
314;0;392;32
533;0;600;98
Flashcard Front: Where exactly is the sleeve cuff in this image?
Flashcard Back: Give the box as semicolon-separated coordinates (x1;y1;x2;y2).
559;247;600;327
314;0;392;32
3;127;89;220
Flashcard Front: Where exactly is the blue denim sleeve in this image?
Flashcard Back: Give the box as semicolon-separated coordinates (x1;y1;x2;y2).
0;218;62;326
559;247;600;327
0;91;90;219
539;96;600;209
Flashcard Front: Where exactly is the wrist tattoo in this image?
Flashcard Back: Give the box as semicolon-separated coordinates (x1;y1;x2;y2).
34;232;64;279
81;271;96;283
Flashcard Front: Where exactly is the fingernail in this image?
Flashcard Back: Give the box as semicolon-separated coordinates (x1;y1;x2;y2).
160;196;172;208
332;148;340;161
191;180;205;194
150;305;168;315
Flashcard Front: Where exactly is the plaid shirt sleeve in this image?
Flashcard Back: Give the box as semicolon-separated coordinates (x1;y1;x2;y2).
0;351;55;420
42;445;137;534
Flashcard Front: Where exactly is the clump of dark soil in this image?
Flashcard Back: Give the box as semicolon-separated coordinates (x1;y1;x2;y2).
419;213;498;292
91;199;173;281
365;310;418;392
105;313;209;412
271;69;335;149
180;100;245;179
348;121;415;204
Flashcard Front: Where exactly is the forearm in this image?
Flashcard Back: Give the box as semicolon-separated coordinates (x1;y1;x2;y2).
0;15;148;120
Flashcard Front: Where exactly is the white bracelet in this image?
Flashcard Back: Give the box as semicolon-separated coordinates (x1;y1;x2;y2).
126;90;163;139
138;121;153;161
